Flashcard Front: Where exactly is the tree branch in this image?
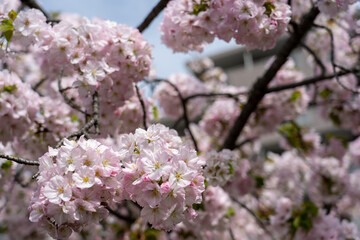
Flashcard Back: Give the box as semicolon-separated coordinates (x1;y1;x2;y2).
222;7;320;150
137;0;171;33
265;69;358;93
0;154;39;166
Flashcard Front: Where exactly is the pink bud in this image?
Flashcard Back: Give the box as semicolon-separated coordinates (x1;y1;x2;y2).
160;181;171;194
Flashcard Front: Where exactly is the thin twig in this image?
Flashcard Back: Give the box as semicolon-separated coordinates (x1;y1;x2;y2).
137;0;171;32
184;92;247;102
313;23;360;94
55;91;99;148
145;79;199;151
105;205;136;223
0;154;39;166
222;7;320;150
234;137;257;149
232;197;275;240
229;228;235;240
32;77;47;91
299;42;326;76
135;84;148;130
58;69;88;116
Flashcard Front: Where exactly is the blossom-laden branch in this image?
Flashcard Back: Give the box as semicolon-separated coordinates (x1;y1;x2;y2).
0;154;39;166
55;91;99;148
222;7;320;150
137;0;171;32
145;79;199;151
135;84;148;130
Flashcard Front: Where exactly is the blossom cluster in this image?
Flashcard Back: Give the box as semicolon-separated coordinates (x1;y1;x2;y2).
100;84;153;136
0;70;41;143
202;149;240;187
28;136;122;239
171;186;234;239
116;124;205;231
317;0;357;16
270;198;359;240
11;9;152;118
160;0;292;52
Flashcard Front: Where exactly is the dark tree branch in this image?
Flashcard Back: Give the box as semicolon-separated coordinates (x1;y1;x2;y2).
266;69;358;93
0;154;39;166
145;79;199;152
222;7;320;150
137;0;171;33
135;84;148;130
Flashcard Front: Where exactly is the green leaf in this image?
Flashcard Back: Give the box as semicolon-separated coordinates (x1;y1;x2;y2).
289;201;318;233
152;106;158;120
278;122;311;151
1;160;12;170
3;85;17;93
8;10;17;21
228;163;234;175
329;110;341;126
1;19;14;32
320;88;332;99
1;19;14;43
289;91;301;102
3;30;13;42
292;215;301;229
302;202;318;217
71;114;79;122
225;207;235;218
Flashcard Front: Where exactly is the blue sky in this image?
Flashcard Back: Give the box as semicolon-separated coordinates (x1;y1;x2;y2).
39;0;238;78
